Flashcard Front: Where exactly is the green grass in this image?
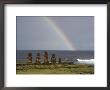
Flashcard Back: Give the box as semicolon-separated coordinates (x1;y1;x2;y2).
16;63;94;74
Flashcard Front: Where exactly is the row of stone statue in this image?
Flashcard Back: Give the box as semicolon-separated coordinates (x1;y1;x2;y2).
27;51;61;64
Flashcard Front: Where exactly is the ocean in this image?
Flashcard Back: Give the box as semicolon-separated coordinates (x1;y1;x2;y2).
16;50;94;64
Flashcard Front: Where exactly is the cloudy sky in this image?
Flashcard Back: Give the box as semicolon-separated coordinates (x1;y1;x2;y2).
16;16;94;50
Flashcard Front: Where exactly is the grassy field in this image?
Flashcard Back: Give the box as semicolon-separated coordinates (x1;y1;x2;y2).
16;63;94;74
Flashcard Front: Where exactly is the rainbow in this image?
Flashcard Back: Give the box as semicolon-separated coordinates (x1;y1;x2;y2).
43;17;75;50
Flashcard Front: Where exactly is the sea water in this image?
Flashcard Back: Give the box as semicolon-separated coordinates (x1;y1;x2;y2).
16;50;94;64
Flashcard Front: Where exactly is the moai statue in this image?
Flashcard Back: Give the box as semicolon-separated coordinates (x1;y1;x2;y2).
27;53;32;64
51;54;56;64
44;51;49;64
58;58;62;64
35;53;41;64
